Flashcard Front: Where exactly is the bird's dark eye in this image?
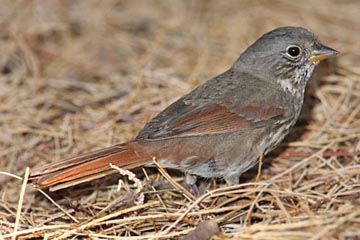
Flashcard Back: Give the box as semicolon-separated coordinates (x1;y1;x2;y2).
286;45;302;58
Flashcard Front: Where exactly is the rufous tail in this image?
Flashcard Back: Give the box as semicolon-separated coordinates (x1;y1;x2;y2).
30;142;151;191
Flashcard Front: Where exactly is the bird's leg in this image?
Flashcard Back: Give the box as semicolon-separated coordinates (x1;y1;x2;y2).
224;174;240;185
185;173;201;197
255;151;264;182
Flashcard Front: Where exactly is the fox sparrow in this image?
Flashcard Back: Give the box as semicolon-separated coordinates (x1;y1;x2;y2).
30;26;338;191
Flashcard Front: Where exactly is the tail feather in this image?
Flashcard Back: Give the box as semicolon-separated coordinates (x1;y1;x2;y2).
30;142;150;191
46;169;117;191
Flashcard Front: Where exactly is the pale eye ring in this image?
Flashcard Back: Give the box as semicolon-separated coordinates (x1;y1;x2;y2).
285;45;302;60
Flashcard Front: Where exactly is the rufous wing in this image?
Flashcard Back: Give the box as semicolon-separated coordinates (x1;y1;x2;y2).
136;100;285;140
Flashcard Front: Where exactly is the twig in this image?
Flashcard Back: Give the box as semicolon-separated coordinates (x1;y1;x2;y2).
12;167;29;240
37;189;79;223
277;150;360;158
152;157;196;202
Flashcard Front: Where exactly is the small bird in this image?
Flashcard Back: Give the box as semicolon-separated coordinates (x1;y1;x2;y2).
30;27;338;192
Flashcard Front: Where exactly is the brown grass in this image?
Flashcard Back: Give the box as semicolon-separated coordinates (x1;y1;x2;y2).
0;0;359;239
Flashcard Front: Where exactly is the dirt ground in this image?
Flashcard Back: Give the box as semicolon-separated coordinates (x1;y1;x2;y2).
0;0;359;239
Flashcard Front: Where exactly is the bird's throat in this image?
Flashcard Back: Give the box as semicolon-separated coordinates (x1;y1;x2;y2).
278;63;316;98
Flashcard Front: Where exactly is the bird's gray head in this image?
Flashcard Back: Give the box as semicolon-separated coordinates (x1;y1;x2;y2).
233;26;338;95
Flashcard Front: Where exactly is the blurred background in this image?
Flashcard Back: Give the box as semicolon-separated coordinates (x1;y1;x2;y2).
0;0;359;238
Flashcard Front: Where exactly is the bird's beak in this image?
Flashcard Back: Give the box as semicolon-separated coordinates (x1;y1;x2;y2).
308;45;338;63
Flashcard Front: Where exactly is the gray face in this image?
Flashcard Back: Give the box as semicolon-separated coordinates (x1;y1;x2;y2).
238;27;317;65
233;26;337;96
